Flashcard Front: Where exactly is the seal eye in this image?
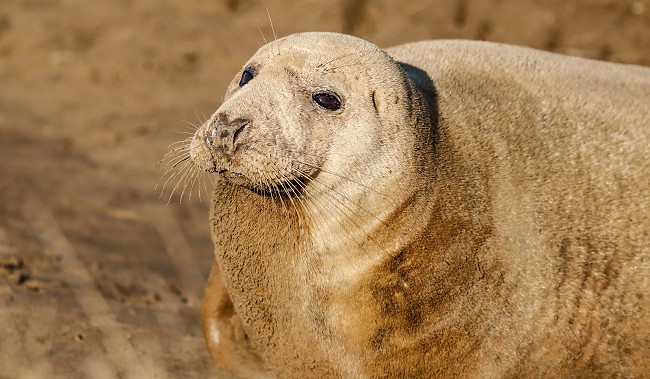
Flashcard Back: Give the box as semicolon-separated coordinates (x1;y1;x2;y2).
239;69;254;87
313;92;341;111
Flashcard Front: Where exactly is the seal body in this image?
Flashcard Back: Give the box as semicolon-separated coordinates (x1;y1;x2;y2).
190;32;650;378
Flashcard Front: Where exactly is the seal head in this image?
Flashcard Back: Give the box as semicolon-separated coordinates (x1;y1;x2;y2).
190;32;431;199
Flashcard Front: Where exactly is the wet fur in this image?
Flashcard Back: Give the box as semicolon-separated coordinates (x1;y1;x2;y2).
185;33;650;378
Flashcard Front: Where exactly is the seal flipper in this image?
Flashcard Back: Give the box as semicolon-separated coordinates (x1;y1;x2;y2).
202;262;271;378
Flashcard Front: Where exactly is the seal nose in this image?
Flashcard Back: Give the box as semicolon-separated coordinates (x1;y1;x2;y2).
205;114;249;153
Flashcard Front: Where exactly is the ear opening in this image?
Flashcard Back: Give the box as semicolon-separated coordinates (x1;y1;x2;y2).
371;91;379;113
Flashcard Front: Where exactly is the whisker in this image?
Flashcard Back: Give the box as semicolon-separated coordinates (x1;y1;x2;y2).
260;171;279;212
170;155;191;169
179;166;199;204
193;107;211;128
276;171;319;225
180;168;196;203
159;160;193;199
164;137;192;150
266;170;290;217
158;142;190;159
257;23;268;45
192;169;208;203
318;56;387;74
167;160;194;205
245;149;296;218
155;154;191;191
160;146;190;160
270;174;289;218
317;52;358;71
198;172;204;202
159;144;190;157
183;119;204;130
156;138;192;165
173;130;197;136
291;170;358;248
278;170;305;223
158;156;191;180
290;165;389;245
293;158;390;200
266;8;277;41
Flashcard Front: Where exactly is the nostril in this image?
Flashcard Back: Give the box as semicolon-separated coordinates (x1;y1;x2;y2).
232;122;248;145
207;115;249;150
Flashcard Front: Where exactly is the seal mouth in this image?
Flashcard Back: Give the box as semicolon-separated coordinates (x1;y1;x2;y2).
249;177;309;198
218;169;310;198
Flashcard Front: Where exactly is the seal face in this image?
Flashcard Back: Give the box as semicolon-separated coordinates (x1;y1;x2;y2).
185;32;650;378
190;36;368;198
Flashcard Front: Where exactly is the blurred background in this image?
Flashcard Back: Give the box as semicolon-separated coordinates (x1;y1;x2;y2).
0;0;648;378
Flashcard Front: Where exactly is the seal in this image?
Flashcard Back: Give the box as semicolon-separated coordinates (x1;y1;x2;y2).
186;32;650;378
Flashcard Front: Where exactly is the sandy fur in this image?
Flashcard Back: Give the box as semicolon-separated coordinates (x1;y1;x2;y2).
191;32;650;378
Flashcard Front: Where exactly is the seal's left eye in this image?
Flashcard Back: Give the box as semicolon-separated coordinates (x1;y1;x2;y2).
239;69;254;87
313;92;341;111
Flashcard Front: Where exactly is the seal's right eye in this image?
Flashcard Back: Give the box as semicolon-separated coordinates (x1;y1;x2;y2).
239;69;254;87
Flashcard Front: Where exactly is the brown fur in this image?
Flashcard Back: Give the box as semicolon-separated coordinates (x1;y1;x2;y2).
189;32;650;378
